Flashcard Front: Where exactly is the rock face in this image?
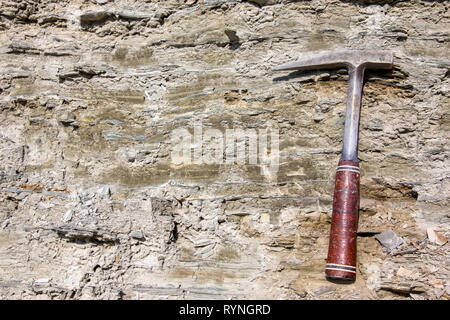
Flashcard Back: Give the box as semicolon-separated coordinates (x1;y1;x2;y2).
0;0;449;300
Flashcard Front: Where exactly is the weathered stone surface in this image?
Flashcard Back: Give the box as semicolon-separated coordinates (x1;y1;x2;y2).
0;0;449;300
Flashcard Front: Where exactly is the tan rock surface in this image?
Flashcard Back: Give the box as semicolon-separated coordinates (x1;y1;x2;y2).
0;0;448;299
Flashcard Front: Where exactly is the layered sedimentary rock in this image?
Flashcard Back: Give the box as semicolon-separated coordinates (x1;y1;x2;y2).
0;0;448;299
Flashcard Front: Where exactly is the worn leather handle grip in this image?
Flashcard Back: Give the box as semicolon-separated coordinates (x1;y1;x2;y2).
325;159;360;282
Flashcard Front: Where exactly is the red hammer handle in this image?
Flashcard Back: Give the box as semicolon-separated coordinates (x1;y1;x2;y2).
325;160;360;282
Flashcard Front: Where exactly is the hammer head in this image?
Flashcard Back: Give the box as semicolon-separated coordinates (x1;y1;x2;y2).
272;50;393;72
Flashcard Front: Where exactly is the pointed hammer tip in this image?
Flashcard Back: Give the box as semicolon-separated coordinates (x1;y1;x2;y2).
272;64;291;71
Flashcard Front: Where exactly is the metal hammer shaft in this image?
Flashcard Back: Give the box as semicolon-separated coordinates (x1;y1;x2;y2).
273;50;393;282
341;66;364;161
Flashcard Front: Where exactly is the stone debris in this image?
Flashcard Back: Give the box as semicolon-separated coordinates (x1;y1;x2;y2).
427;227;448;246
58;112;79;128
379;282;426;295
47;225;118;243
99;186;111;197
62;210;73;223
79;11;112;24
34;278;51;285
396;267;419;279
130;230;145;240
313;286;335;296
375;229;404;252
6;42;41;55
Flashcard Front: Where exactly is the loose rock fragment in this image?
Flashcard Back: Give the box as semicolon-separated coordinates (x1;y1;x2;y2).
380;282;426;294
427;227;447;246
80;11;111;24
47;225;118;243
130;230;145;240
99;186;111;197
224;29;240;44
375;229;404;251
314;286;335;296
7;42;41;54
396;267;416;278
62;209;73;222
58;112;79;128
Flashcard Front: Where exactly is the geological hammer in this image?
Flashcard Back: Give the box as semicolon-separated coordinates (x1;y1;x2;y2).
273;50;393;282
